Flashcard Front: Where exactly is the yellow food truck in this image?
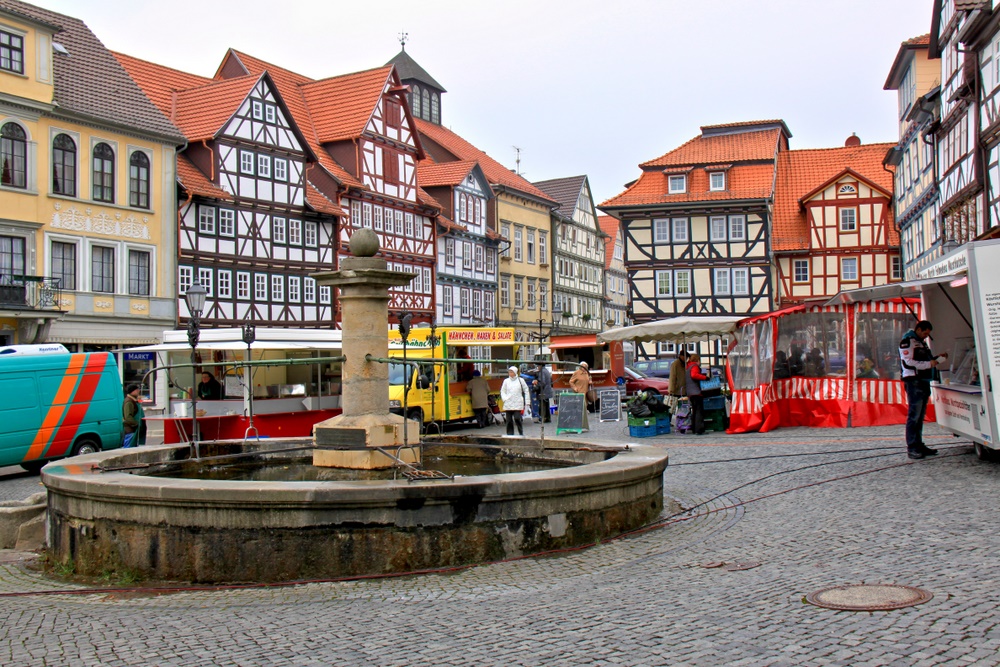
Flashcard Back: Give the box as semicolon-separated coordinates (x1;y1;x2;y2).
388;327;519;426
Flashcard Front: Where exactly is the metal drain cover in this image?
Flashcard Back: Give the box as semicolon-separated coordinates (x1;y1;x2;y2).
806;584;933;611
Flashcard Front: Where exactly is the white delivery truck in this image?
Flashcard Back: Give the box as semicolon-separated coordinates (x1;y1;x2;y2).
829;239;1000;460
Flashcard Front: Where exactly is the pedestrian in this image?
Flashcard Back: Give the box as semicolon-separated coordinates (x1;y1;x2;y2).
569;361;595;413
534;362;553;423
197;371;223;400
467;370;491;428
900;320;947;459
685;353;709;435
668;349;688;402
122;384;143;448
499;366;531;436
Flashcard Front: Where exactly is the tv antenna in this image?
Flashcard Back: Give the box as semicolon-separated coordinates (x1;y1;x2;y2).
513;146;522;176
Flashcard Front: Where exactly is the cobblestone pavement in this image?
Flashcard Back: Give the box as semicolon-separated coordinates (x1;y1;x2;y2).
2;421;1000;666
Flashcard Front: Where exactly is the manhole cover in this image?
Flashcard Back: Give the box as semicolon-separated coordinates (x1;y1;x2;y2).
805;584;933;611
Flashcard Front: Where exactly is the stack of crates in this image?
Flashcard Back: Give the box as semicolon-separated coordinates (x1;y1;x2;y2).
628;415;657;438
655;412;671;434
703;395;728;432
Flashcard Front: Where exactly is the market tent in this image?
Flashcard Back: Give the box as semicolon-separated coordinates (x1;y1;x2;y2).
597;316;742;344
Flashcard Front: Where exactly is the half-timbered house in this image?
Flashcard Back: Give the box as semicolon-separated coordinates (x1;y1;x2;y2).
116;55;340;328
213;51;439;323
418;160;498;326
534;176;607;334
930;1;989;249
972;7;1000;239
598;215;629;328
772;138;901;304
600;120;790;366
884;34;941;279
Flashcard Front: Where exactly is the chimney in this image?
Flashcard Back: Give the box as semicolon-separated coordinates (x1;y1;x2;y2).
845;133;861;147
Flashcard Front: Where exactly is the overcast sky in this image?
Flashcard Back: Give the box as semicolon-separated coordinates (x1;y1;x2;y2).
37;0;935;203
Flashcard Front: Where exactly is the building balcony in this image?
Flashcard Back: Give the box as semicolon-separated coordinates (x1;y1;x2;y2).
0;275;63;311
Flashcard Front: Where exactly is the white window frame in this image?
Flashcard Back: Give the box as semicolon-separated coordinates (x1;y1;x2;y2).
655;270;672;296
653;219;670;243
841;257;858;282
265;104;276;124
527;229;535;264
539;231;548;264
668;174;686;194
240;151;255;175
463;241;473;270
197;267;213;297
445;237;455;266
362;203;372;229
304;277;316;302
475;244;484;272
793;259;809;283
674;269;692;297
288;219;302;245
729;215;746;241
273;158;287;182
460;287;470;316
840;207;857;232
320;285;332;304
892;255;902;280
714;268;731;295
513;279;523;309
251;100;263;120
473;290;482;319
672;218;688;243
405;212;414;238
257;154;271;179
178;266;193;295
500;278;510;308
237;272;250;300
272;217;286;243
443;285;453;315
514;227;523;261
218;209;235;237
218;270;232;299
304;221;318;247
732;267;749;295
709;171;725;191
254;273;268;300
710;216;727;242
198;206;216;234
288;276;300;302
373;206;383;232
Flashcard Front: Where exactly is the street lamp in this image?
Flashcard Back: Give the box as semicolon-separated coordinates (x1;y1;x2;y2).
185;283;207;455
529;307;562;361
242;316;257;441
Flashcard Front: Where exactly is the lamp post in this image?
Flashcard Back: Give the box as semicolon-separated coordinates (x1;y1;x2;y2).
185;283;207;455
242;316;257;441
510;309;519;362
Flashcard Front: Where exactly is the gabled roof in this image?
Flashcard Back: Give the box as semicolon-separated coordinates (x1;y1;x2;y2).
598;215;620;270
415;119;555;204
171;75;259;141
534;175;587;217
417;159;480;187
300;65;397;143
385;49;446;92
884;34;931;90
0;0;183;142
640;125;786;168
114;50;212;113
600;163;777;209
176;154;234;202
772;142;898;251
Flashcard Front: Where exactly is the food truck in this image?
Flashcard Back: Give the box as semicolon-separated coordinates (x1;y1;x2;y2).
388;327;518;426
828;239;1000;460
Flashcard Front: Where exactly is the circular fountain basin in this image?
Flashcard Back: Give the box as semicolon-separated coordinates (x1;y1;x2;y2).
41;435;670;583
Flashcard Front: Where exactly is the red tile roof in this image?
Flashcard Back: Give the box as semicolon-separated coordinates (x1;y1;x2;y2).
417;160;479;187
640;127;784;168
436;214;467;233
300;66;395;143
113;51;212;117
772;143;898;251
176;155;234;202
172;76;260;141
414;119;555;203
601;163;777;208
598;215;619;270
305;182;341;216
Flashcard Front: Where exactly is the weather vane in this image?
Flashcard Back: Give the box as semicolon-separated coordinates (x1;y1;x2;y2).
398;31;408;50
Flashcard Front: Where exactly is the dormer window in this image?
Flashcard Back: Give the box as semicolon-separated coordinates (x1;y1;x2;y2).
668;175;686;194
0;29;24;74
709;172;726;191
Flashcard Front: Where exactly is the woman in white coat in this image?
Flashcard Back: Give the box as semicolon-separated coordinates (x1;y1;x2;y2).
499;366;531;436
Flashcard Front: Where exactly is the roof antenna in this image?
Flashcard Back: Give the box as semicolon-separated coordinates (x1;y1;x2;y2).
398;31;409;50
513;145;522;176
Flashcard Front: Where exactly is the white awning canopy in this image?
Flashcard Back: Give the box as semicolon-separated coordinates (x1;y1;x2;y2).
597;316;742;344
120;327;343;354
824;275;957;306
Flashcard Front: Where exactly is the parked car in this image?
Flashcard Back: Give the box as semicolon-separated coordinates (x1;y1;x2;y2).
631;358;676;378
624;366;672;395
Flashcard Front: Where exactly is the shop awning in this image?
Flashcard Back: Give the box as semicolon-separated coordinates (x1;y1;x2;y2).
121;340;343;353
597;316;742;344
825;275;957;306
548;334;598;349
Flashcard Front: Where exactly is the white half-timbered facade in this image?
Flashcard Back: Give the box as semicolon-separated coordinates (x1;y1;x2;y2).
420;162;498;326
974;8;1000;240
535;176;606;334
600;121;790;367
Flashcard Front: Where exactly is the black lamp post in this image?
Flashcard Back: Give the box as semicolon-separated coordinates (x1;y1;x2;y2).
510;309;519;362
185;283;207;452
242;316;257;440
525;308;562;360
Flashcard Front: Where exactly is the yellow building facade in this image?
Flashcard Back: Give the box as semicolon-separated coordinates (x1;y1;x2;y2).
0;1;183;352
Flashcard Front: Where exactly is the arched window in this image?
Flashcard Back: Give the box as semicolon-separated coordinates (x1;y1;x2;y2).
52;133;76;196
1;122;27;189
431;94;440;124
421;89;430;122
129;151;150;208
92;142;114;202
412;85;422;119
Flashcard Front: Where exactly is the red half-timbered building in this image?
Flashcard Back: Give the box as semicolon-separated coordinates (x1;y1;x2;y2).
772;138;902;304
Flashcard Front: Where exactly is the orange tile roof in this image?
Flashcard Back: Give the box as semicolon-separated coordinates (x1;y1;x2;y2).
601;163;777;208
772;143;898;251
223;50;362;188
414;119;555;203
598;215;620;270
171;76;260;141
640;127;784;168
417;185;444;210
176;154;234;202
436;214;467;233
305;182;341;216
417;160;479;187
113;51;212;118
300;66;395;143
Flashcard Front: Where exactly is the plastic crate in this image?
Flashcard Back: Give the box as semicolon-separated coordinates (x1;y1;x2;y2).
704;409;727;432
628;415;654;428
629;423;658;438
704;395;726;412
656;415;671;435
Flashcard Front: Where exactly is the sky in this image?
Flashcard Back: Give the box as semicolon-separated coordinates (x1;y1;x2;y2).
33;0;935;204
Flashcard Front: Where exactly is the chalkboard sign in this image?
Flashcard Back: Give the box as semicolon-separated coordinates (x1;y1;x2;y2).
556;392;589;434
599;389;621;423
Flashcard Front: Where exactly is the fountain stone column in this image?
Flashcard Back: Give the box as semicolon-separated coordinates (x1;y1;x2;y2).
311;229;421;469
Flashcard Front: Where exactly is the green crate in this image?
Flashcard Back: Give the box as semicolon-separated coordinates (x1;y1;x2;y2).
627;415;654;428
704;409;727;432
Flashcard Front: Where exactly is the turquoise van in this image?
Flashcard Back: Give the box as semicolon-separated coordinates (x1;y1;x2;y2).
0;345;123;472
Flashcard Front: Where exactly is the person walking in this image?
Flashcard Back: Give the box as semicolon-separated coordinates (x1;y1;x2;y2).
685;354;709;435
668;350;688;402
569;361;595;413
900;320;947;459
500;366;531;436
467;370;491;428
122;384;144;448
534;362;553;423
